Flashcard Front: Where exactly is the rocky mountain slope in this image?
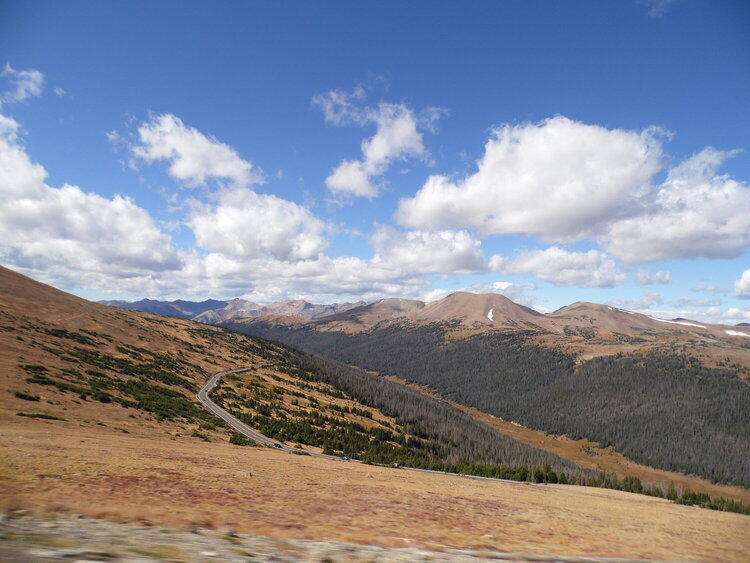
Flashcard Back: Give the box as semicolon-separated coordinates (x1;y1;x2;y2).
101;296;366;323
227;291;750;368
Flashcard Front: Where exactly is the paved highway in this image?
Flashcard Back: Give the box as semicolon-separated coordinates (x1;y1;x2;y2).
196;366;343;460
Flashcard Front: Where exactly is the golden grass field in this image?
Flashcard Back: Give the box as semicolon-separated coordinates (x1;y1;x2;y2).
2;411;749;563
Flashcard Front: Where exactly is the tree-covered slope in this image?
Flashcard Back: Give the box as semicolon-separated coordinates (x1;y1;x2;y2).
226;320;750;487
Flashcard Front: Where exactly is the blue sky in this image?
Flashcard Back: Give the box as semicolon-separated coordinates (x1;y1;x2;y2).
1;0;749;324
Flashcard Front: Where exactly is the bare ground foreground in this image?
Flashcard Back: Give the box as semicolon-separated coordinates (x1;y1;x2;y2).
1;414;748;563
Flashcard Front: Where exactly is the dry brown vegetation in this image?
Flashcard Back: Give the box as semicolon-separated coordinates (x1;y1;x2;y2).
2;265;750;561
2;414;749;562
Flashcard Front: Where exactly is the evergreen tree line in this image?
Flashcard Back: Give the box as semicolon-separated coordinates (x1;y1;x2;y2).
225;321;750;488
218;348;584;475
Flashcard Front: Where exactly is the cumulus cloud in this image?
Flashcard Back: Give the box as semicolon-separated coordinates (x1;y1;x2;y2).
131;114;263;188
314;87;443;200
0;112;182;288
607;292;663;310
369;226;484;274
117;111;454;300
603;148;750;262
396;116;750;265
0;113;431;302
325;160;377;198
187;187;327;261
735;270;750;299
489;246;625;287
636;269;671;285
164;251;433;304
423;280;537;306
161;226;486;303
396;116;664;241
1;63;44;106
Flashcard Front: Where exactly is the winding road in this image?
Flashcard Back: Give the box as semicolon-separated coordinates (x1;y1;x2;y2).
196;367;610;496
196;366;343;460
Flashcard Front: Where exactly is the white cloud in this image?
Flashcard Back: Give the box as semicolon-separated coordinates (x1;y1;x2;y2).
396;116;664;241
640;306;750;327
0;115;432;302
423;280;537;306
312;85;368;126
325;159;377;198
131;114;263;188
490;246;625;287
0;112;182;288
53;86;66;96
735;269;750;299
668;296;722;308
369;226;484;274
0;115;46;198
157;225;486;303
607;292;664;310
314;87;443;200
165;252;432;304
325;103;430;199
603;148;750;262
636;269;671;285
641;0;676;18
187;187;327;261
1;63;44;106
397;117;750;265
692;284;729;295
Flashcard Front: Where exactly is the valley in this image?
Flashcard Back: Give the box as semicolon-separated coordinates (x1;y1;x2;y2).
224;315;750;490
2;265;750;561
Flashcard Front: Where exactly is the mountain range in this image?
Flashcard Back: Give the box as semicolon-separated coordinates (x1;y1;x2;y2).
104;292;750;336
3;264;750;513
100;297;366;323
218;291;750;364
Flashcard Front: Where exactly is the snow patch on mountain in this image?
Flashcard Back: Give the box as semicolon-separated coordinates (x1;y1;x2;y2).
651;317;706;329
725;330;750;338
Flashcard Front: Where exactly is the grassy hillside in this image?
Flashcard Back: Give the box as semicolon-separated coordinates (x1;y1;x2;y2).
5;422;749;562
0;266;581;480
225;320;750;488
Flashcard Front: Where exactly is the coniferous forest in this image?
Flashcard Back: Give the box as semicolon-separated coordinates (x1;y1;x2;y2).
224;321;750;488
